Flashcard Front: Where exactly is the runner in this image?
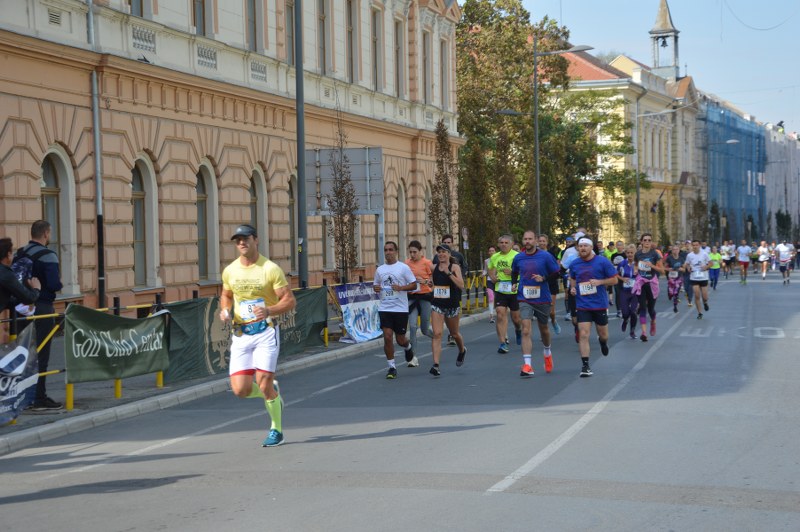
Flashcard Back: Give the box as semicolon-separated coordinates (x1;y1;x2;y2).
664;243;685;313
429;244;466;377
219;224;297;447
632;233;664;342
433;234;468;346
514;230;560;377
774;240;795;284
488;234;522;354
616;243;639;339
405;240;433;366
757;241;770;280
720;240;734;279
684;239;711;319
373;241;418;379
708;245;722;290
484;245;497;323
561;229;587;342
610;240;626;318
681;241;693;307
736;239;752;284
538;233;562;335
568;237;618;377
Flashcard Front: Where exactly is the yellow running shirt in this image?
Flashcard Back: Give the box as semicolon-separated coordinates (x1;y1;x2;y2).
222;255;288;324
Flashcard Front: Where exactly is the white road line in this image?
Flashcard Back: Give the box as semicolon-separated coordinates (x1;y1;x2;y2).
47;331;497;479
486;310;692;494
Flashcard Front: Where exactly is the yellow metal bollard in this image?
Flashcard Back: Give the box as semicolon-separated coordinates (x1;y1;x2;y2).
114;378;122;399
66;383;74;411
156;371;164;388
323;326;329;347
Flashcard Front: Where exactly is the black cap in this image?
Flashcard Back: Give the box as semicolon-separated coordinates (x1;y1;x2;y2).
436;243;452;253
230;224;257;240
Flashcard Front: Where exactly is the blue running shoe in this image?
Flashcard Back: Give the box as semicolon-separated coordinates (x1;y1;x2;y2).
515;329;522;345
552;321;561;335
497;342;510;354
262;429;284;447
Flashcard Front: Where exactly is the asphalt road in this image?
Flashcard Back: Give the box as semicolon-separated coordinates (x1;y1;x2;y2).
2;273;799;531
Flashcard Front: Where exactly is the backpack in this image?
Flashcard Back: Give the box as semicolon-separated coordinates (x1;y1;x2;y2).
11;246;53;283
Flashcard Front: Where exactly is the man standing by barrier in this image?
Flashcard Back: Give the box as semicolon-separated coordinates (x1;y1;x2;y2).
219;224;296;447
16;220;63;410
0;237;41;343
373;241;418;379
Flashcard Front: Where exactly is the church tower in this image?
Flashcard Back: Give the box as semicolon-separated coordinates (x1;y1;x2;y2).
650;0;679;80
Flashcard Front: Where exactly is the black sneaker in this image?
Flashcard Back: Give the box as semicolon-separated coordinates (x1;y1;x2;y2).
703;300;709;311
456;347;467;367
31;397;62;411
429;365;441;377
404;347;415;363
697;313;703;320
580;363;593;378
386;367;398;379
600;342;609;357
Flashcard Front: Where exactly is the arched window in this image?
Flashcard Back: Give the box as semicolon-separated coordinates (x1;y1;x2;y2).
132;164;146;286
288;175;298;271
250;169;269;256
40;155;61;253
398;181;407;260
196;171;209;279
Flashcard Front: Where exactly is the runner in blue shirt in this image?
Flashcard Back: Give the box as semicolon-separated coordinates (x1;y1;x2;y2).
511;230;560;377
569;237;618;377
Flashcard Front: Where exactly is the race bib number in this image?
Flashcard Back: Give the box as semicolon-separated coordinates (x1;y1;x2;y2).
496;281;513;293
638;261;651;272
668;270;679;279
690;270;709;281
433;285;450;299
578;282;597;296
381;286;396;299
623;278;635;289
239;298;265;322
523;285;541;300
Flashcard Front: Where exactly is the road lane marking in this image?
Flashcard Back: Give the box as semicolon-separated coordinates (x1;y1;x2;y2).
485;310;692;494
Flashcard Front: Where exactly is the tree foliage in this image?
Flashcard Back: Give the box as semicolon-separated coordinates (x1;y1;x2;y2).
429;119;456;240
325;105;359;283
456;0;646;265
776;209;792;242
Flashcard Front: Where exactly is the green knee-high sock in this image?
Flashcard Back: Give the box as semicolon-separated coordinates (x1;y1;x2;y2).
246;382;265;399
265;396;283;432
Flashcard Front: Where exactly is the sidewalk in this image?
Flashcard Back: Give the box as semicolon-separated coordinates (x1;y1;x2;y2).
0;311;490;456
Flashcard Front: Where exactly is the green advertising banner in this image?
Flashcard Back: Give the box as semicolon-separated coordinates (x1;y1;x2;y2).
163;288;328;384
64;304;169;384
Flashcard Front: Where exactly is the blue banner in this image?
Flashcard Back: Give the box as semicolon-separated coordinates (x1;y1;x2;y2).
330;283;381;343
0;326;38;424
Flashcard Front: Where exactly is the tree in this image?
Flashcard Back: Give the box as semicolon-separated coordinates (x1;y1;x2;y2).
657;201;670;247
776;209;792;242
325;103;359;283
458;136;498;267
429;119;457;240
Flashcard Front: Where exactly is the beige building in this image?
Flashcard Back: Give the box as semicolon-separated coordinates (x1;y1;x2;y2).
563;0;701;243
0;0;461;310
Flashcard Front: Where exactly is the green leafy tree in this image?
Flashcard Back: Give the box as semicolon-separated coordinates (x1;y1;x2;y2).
657;201;670;247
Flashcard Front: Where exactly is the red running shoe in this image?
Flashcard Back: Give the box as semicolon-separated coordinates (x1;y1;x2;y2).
544;355;553;374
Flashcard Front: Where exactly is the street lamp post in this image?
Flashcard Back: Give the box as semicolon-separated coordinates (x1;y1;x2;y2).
531;39;592;234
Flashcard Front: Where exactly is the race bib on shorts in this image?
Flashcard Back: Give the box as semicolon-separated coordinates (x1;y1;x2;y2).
668;270;679;279
239;298;265;322
579;282;597;296
690;270;709;281
623;278;635;289
638;261;651;272
496;281;513;293
433;285;450;299
523;285;541;300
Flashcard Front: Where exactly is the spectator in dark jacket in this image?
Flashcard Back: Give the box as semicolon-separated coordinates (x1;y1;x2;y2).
0;237;41;314
17;220;63;410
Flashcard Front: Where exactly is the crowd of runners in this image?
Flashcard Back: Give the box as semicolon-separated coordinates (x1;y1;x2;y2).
373;230;798;382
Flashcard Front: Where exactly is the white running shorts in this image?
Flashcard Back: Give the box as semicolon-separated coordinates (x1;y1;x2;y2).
229;325;281;375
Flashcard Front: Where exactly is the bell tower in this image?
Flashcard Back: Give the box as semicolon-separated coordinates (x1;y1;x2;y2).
650;0;679;80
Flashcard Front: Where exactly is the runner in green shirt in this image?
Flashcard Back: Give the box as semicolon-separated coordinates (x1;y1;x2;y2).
708;246;721;290
488;234;521;353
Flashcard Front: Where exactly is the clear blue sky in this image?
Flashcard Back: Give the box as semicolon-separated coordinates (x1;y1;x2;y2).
515;0;800;133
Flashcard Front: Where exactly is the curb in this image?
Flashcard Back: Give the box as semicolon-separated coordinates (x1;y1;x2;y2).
0;309;489;456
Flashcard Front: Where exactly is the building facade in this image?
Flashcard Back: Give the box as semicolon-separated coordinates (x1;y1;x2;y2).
0;0;461;310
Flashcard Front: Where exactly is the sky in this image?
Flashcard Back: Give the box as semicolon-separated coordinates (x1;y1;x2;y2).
514;0;800;133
